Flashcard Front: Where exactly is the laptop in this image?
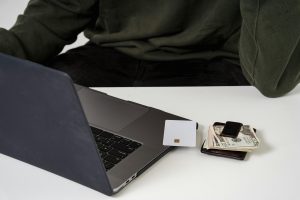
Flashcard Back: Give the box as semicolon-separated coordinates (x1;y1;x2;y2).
0;53;188;195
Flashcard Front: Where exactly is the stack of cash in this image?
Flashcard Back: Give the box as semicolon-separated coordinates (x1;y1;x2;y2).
204;124;260;152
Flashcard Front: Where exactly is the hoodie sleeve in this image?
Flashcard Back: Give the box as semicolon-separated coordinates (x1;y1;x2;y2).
239;0;300;97
0;0;98;63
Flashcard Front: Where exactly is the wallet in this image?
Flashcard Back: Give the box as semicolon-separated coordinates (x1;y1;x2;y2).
200;122;257;160
201;141;247;160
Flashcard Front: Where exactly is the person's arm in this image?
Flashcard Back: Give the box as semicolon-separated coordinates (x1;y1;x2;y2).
239;0;300;97
0;0;98;63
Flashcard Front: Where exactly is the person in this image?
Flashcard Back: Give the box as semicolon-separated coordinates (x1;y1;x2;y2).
0;0;299;97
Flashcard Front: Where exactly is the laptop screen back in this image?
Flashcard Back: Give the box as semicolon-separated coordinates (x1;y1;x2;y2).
0;53;113;195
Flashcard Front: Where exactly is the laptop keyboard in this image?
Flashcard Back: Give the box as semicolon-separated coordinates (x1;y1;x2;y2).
90;126;142;171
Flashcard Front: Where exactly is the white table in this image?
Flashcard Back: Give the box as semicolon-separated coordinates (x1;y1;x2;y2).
1;86;300;200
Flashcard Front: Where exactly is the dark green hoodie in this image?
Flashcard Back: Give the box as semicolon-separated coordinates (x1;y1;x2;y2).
0;0;299;97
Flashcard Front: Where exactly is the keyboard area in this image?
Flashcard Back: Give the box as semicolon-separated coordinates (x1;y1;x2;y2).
90;126;142;171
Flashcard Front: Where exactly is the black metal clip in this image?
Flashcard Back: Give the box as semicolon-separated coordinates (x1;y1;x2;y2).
220;121;243;138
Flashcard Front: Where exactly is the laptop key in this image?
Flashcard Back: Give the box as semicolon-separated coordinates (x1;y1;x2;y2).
108;149;128;159
103;161;114;170
112;143;135;153
102;139;116;146
98;145;111;152
118;138;131;146
95;135;108;142
91;127;104;135
99;131;114;138
100;152;108;158
105;155;122;164
128;141;141;149
110;136;122;143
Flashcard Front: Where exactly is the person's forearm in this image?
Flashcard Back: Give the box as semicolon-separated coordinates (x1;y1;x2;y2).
0;28;27;59
0;0;98;63
239;0;300;97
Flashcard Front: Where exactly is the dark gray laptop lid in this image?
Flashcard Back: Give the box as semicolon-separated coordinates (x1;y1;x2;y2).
0;53;113;195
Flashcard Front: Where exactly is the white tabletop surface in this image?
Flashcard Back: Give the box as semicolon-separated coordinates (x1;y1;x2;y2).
0;85;300;200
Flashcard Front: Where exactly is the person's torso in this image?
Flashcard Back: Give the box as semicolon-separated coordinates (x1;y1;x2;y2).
84;0;241;62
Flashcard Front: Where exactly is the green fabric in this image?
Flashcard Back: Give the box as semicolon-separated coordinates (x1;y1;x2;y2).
0;0;299;97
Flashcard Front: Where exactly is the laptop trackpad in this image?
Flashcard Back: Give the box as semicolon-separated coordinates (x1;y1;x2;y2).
77;88;149;132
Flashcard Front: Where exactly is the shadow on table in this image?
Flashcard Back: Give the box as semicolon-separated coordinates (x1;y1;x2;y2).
196;124;205;148
245;129;272;160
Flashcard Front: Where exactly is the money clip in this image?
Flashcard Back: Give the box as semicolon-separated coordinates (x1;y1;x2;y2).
220;121;243;138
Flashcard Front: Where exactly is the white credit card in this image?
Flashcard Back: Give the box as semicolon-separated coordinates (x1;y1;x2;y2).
163;120;197;147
